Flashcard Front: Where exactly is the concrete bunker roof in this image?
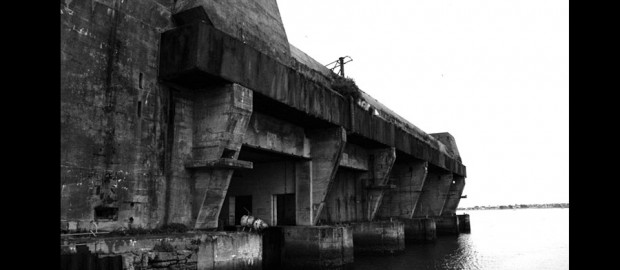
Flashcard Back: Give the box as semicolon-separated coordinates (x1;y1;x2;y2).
288;43;458;161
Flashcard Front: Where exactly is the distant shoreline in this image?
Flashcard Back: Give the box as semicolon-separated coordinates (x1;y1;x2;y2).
458;203;569;211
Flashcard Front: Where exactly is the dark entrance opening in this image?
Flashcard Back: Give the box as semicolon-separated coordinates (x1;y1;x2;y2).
94;206;118;221
235;195;252;225
275;194;295;225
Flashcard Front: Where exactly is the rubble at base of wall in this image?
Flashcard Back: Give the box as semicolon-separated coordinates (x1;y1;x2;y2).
60;231;262;270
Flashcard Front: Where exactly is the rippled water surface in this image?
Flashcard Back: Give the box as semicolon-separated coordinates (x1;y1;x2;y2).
354;208;569;270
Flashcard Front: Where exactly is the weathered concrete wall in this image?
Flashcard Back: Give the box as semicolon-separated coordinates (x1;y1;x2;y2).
60;232;262;270
243;112;309;158
351;220;405;254
174;0;292;65
61;0;174;231
339;143;369;171
281;226;354;269
431;132;462;162
376;160;428;219
319;168;368;224
225;160;296;226
165;89;194;226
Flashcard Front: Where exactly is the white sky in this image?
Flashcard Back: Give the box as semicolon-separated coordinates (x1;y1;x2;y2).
277;0;568;207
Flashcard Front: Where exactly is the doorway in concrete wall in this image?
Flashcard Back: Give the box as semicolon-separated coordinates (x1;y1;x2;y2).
234;195;252;225
274;194;296;225
222;145;304;226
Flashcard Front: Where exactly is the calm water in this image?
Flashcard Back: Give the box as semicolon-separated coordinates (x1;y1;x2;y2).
354;208;569;270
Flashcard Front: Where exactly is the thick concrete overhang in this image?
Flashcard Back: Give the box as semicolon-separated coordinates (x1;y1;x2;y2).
159;21;466;177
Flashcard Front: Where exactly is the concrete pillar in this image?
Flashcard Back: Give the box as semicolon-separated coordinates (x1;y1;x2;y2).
306;127;347;225
458;214;471;233
376;160;428;219
295;161;313;225
185;83;253;229
403;218;436;243
351;220;405;254
279;226;354;270
366;147;396;221
413;171;453;217
436;215;460;235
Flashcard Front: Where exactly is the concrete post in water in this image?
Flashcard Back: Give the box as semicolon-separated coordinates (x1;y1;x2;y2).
436;215;460;235
404;218;437;243
458;214;471;233
351;220;405;254
279;226;354;270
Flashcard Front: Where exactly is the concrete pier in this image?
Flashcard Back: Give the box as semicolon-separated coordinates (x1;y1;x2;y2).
351;220;405;254
458;214;471;233
280;226;354;270
403;218;437;243
436;215;460;235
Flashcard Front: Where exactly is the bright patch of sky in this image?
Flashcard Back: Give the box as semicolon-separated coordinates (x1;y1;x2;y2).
278;0;568;207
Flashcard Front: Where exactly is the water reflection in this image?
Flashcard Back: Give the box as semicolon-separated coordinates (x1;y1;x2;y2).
354;209;568;270
355;234;480;270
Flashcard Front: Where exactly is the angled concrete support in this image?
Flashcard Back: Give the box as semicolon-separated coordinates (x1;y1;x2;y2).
186;83;253;229
192;169;235;229
441;175;466;216
376;160;428;219
413;171;453;217
435;175;465;235
305;127;347;225
366;147;396;221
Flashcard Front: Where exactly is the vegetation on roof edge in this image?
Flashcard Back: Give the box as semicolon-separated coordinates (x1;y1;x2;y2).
330;73;362;100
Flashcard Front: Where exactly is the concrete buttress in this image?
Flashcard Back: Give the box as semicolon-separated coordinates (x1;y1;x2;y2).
441;175;466;216
366;148;396;221
183;83;253;229
413;171;453;217
376;160;428;219
306;127;347;225
435;175;466;235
